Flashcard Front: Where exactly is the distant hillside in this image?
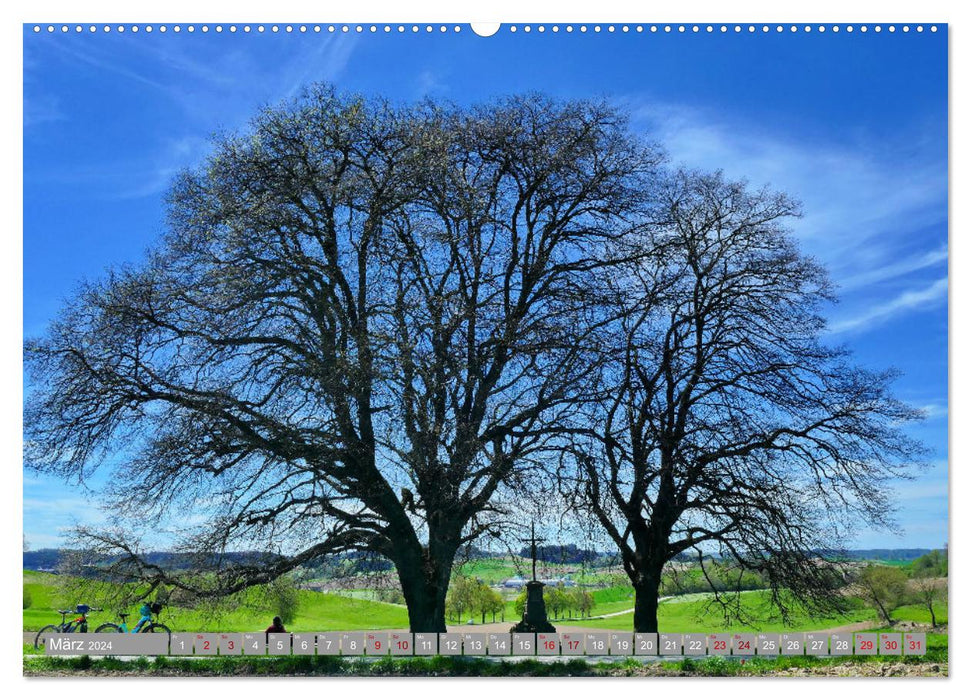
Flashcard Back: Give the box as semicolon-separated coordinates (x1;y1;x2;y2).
22;548;281;573
25;546;940;574
836;548;939;561
516;543;616;566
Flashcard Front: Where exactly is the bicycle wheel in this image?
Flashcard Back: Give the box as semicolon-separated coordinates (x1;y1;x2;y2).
143;622;171;642
33;625;59;651
95;623;122;633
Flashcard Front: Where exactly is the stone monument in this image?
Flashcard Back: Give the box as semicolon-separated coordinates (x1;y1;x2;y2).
510;522;556;633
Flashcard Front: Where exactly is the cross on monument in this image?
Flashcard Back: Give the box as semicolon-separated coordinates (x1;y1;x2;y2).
509;520;556;633
522;521;546;582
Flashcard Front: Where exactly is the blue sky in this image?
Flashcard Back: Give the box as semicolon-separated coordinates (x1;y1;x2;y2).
23;25;948;551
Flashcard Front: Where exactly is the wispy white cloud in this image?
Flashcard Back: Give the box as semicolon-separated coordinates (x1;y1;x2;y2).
416;69;448;97
23;496;106;521
113;135;212;200
630;100;947;255
279;37;357;101
918;403;949;420
625;97;947;336
893;478;949;503
37;37;170;92
23;134;210;202
23;93;65;128
25;34;359;201
828;277;948;334
837;245;948;292
848;458;948;548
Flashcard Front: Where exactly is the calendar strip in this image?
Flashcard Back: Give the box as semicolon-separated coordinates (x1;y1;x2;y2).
43;631;926;657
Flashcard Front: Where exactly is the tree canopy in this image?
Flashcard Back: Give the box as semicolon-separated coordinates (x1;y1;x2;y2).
24;85;663;632
24;85;924;635
559;170;926;631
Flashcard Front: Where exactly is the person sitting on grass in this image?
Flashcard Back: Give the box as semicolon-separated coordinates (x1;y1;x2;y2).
265;616;287;635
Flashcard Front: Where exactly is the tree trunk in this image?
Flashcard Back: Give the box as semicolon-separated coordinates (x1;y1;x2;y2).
393;537;457;633
398;563;450;632
873;596;893;626
632;571;663;633
928;603;937;627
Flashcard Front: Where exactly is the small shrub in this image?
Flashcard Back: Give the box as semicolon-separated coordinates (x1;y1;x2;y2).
267;575;300;625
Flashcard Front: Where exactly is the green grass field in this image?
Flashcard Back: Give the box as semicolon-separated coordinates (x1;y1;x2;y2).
454;557;525;583
567;590;949;633
173;590;411;632
886;604;948;626
24;570;948;635
23;570;60;631
24;570;410;633
453;556;613;585
23;569;948;677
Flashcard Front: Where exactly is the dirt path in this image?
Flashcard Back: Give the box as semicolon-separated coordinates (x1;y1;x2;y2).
811;621;879;635
594;594;676;618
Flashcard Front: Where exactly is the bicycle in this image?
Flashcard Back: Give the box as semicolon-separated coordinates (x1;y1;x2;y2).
33;604;101;650
95;602;171;641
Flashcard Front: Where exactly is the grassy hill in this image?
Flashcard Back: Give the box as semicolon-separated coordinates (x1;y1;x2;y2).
24;570;409;633
24;569;947;635
569;590;948;632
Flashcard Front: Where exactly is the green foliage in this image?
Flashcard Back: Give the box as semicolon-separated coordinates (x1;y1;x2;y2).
591;585;634;606
23;571;62;630
23;588;32;610
446;576;506;623
908;574;947;627
570;588;595;617
22;568;949;637
477;586;505;623
660;563;767;596
545;586;567;619
858;565;909;625
266;575;301;625
513;589;527;618
52;562;172;620
445;576;480;622
374;588;406;605
454;558;523;584
910;549;948;578
509;585;597;621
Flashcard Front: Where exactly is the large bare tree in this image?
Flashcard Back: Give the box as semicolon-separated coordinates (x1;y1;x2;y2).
562;169;926;632
24;85;662;631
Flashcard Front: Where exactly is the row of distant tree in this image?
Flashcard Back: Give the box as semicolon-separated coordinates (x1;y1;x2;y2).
514;544;603;566
445;577;507;624
443;576;597;624
856;550;948;627
24;546;943;579
514;586;596;621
